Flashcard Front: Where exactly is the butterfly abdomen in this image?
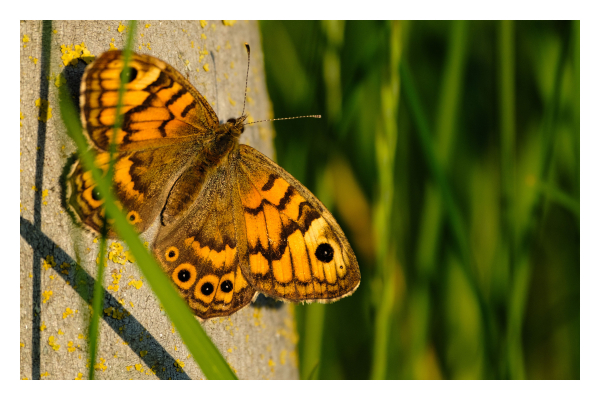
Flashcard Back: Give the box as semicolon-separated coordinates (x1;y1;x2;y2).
161;120;242;226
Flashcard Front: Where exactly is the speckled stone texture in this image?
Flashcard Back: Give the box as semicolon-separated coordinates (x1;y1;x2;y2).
20;20;299;380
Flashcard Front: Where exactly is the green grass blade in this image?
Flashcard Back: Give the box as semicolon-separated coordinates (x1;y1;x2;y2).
87;19;137;382
498;20;526;379
537;181;580;216
410;21;470;378
87;230;106;380
58;22;237;379
572;21;580;202
498;20;517;272
301;303;325;379
415;20;468;277
307;362;320;380
371;20;401;380
59;88;237;380
401;60;496;377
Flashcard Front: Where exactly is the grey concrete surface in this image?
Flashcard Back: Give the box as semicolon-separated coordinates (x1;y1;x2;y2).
20;20;299;380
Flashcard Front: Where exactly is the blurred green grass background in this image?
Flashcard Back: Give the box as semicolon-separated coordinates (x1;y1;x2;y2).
259;20;579;380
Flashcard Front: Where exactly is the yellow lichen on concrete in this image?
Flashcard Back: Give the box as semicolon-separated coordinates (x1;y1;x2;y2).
60;42;95;66
103;306;128;320
54;74;67;88
35;98;52;122
67;340;76;353
60;262;70;275
42;290;53;303
108;242;128;265
94;357;107;371
63;307;74;319
280;350;287;365
128;279;143;289
108;272;122;292
42;255;55;270
268;358;275;373
174;359;184;372
48;336;60;351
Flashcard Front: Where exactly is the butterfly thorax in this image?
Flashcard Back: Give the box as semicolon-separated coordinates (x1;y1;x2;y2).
204;115;247;166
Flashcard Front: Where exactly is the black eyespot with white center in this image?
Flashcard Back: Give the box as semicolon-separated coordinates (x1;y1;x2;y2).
201;282;214;296
178;269;191;283
91;187;102;201
221;280;233;293
315;243;334;263
121;67;138;83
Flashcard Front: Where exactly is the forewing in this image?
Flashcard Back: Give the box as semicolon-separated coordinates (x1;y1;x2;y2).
80;50;219;152
65;142;198;236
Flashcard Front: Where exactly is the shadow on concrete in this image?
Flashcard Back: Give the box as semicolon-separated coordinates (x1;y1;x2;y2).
21;216;191;380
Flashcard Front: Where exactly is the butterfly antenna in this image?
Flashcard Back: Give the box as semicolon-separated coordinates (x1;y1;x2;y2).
241;43;321;126
244;115;321;126
241;43;251;117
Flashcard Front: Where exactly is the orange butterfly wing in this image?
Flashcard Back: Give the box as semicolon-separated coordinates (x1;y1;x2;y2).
67;51;219;236
80;50;218;151
234;145;361;302
153;159;257;320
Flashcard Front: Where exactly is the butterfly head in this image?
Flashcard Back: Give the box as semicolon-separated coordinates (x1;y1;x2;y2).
225;115;247;138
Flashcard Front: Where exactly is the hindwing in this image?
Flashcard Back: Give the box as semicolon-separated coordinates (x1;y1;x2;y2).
153;155;257;320
233;145;361;302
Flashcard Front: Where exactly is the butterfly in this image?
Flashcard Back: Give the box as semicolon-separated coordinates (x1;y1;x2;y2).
64;48;360;320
